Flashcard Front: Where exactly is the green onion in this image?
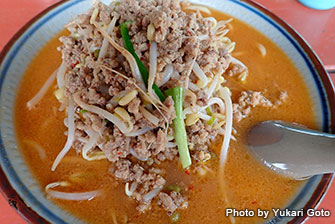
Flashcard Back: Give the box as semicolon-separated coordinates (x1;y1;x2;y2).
120;22;166;102
166;184;181;193
94;49;100;58
113;1;120;11
75;63;83;69
104;135;111;142
80;109;88;114
206;116;216;125
205;107;212;115
170;212;180;223
165;87;192;169
210;151;216;159
146;158;154;166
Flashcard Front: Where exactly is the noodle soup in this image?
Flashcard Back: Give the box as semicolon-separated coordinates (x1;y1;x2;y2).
15;1;315;223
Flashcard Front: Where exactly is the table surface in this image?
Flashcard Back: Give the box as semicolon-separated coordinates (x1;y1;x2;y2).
0;0;334;223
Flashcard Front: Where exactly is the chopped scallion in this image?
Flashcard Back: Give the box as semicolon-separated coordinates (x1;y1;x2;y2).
120;22;166;102
94;49;100;58
170;212;180;223
206;116;216;125
80;109;88;114
165;87;192;169
166;184;181;193
205;107;212;115
210;151;216;159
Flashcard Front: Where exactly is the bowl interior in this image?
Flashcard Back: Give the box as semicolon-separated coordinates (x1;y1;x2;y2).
0;0;333;223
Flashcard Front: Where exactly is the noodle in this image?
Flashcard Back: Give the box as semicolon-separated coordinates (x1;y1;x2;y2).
200;97;226;113
125;127;153;137
219;87;233;167
23;140;46;159
82;129;106;161
73;92;133;134
46;181;100;201
188;81;200;91
158;64;174;87
56;61;66;89
148;41;158;99
130;148;148;161
51;98;75;171
257;43;267;57
99;16;118;59
230;56;248;74
143;187;163;202
184;5;211;15
192;62;208;88
27;69;57;110
139;106;160;126
25;1;271;219
206;72;221;99
93;21;145;90
125;182;138;196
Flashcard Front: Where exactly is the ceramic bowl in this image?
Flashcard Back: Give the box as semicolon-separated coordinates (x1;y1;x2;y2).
0;0;334;223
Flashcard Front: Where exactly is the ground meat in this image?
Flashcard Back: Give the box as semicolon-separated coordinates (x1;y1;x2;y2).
193;150;211;162
114;159;132;180
113;159;166;187
111;158;170;213
275;90;288;105
99;8;112;25
165;147;178;160
113;0;229;78
158;193;178;215
102;128;130;162
128;97;142;120
227;64;245;76
82;112;103;132
152;129;167;154
158;191;188;215
58;0;238;215
170;191;188;209
86;88;106;106
162;96;176;124
136;202;151;213
233;91;274;122
65;71;88;94
133;135;151;161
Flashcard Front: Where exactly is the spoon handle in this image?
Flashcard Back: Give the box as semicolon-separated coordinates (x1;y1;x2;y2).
248;121;335;179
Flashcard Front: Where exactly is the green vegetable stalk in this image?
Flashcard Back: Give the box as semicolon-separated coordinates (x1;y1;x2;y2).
120;22;166;102
166;184;181;193
165;87;192;169
170;212;180;223
120;22;191;169
79;109;88;114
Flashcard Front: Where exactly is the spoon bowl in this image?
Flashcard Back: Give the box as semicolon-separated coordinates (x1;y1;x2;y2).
247;121;335;179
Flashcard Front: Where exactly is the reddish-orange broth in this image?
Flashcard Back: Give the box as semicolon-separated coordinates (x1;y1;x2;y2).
15;9;316;224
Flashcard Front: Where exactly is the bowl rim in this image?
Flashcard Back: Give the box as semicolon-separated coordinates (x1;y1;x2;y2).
0;0;334;224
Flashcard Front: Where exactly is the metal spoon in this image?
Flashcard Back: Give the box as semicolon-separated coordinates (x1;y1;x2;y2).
247;121;335;179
